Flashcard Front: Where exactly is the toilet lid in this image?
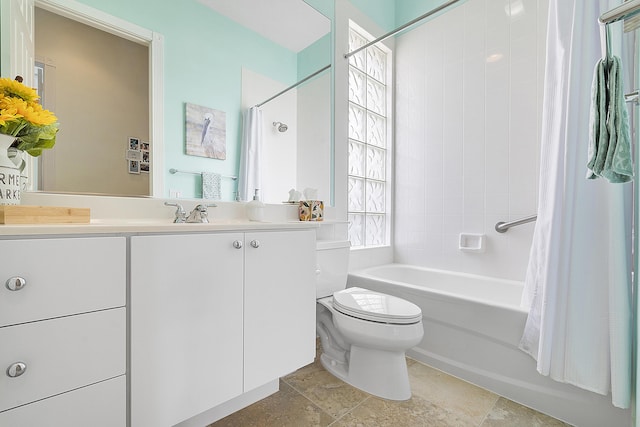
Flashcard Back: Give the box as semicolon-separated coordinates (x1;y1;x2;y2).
332;287;422;324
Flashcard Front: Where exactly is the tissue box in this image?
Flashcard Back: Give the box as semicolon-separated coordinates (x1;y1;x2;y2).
298;200;324;221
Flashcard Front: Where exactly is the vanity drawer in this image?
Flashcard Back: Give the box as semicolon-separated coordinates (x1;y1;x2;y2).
0;375;126;427
0;307;126;412
0;237;125;327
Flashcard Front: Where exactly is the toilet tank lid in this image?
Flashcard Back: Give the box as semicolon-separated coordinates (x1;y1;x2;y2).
316;240;351;250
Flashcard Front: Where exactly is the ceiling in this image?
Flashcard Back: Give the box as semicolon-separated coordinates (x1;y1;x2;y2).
197;0;331;52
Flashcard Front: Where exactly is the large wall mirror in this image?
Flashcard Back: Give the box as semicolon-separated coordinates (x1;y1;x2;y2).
16;0;333;204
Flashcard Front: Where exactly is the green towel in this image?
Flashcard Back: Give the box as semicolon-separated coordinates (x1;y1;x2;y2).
586;56;633;183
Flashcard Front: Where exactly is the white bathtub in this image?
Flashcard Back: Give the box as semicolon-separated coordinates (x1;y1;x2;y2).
347;264;630;427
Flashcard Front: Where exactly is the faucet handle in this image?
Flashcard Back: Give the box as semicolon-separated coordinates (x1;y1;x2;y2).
187;203;217;223
193;203;217;212
164;202;186;223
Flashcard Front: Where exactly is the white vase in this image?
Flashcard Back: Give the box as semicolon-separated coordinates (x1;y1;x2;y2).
8;146;28;192
0;134;22;205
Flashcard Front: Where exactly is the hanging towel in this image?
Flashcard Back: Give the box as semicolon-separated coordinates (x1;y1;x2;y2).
586;56;633;183
201;172;221;200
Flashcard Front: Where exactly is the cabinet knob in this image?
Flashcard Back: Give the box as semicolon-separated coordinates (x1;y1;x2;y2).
6;362;27;378
5;276;26;291
250;240;260;248
233;240;243;249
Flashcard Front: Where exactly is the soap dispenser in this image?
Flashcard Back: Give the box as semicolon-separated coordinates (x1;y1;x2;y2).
246;189;265;221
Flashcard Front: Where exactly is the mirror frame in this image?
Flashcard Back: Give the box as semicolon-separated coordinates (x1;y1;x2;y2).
33;0;164;197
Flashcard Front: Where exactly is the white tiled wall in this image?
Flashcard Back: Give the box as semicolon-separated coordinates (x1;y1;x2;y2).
394;0;548;280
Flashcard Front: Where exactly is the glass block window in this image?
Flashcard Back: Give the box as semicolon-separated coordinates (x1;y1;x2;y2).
347;22;392;248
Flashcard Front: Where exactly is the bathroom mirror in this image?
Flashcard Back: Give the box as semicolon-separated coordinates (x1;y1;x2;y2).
21;0;333;203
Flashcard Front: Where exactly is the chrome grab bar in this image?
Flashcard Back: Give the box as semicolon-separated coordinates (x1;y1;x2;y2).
495;214;537;233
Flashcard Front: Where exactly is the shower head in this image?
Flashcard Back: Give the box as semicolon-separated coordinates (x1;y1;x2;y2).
273;121;288;132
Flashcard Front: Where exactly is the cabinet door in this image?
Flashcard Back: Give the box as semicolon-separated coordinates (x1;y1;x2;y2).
130;233;244;427
244;229;316;391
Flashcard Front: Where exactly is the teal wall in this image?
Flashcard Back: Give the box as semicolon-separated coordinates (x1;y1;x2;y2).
298;33;331;79
297;1;333;99
348;0;395;32
76;0;303;198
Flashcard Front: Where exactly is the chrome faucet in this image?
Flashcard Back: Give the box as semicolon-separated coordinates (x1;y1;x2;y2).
164;202;186;223
187;203;217;223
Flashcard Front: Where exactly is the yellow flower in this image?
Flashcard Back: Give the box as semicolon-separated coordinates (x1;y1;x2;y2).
21;104;57;126
0;76;58;156
0;95;27;111
0;97;56;126
0;77;39;102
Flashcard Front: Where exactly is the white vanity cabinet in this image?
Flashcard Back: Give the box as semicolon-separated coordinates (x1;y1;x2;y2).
130;228;316;427
0;237;127;427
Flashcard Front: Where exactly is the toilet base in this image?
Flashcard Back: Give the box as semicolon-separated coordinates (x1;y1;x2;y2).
320;345;412;401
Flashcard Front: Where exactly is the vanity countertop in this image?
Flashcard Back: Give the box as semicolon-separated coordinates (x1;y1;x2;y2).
0;219;319;237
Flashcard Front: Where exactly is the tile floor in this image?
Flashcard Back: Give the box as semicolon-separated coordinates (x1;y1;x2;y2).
210;345;571;427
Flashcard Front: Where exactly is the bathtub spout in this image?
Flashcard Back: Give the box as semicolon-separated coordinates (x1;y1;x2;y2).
317;307;349;364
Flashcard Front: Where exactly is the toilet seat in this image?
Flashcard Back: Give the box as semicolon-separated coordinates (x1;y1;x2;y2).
332;287;422;325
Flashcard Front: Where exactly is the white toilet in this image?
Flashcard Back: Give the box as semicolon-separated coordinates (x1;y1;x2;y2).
315;240;424;401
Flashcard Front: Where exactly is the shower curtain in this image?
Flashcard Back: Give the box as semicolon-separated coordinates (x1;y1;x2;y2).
520;0;633;409
238;106;263;201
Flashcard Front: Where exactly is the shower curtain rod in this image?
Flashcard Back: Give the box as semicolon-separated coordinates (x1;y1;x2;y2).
344;0;462;59
600;0;640;24
255;64;331;108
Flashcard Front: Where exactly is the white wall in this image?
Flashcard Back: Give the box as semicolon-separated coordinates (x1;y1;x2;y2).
394;0;548;280
241;68;297;203
242;68;332;205
296;72;332;203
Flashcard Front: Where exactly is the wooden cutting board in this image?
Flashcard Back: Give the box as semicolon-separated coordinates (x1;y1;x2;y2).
0;205;91;224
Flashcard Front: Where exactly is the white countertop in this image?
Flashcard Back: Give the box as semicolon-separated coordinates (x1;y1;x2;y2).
0;193;339;237
0;219;319;236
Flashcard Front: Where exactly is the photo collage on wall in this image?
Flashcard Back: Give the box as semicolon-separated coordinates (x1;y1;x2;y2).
125;137;150;174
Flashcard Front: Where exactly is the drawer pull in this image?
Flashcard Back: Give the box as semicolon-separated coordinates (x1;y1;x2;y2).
233;240;243;249
250;240;260;248
6;362;27;378
5;276;26;291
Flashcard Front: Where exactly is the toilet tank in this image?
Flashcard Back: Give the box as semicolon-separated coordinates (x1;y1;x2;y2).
316;240;351;298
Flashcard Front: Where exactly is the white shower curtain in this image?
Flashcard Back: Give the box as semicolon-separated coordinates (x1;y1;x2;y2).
520;0;633;408
238;106;263;201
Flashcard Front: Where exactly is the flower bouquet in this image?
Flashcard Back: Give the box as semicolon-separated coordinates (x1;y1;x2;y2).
0;77;58;157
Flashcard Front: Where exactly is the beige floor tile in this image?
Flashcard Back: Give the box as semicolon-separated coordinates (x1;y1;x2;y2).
331;394;475;427
408;363;499;425
480;397;572;427
283;359;370;419
209;380;334;427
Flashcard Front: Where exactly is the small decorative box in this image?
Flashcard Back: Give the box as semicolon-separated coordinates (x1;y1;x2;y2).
298;200;324;221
